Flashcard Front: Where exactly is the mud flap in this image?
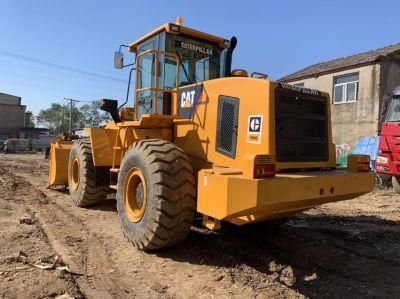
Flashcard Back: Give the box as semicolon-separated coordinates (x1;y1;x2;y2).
48;140;73;187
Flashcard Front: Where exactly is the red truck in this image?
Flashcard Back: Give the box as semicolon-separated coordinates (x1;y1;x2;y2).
375;89;400;193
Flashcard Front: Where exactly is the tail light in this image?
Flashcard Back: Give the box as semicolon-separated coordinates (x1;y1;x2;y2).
347;154;370;172
356;161;370;172
254;155;275;178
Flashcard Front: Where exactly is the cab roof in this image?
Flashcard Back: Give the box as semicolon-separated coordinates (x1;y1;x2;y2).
128;22;229;52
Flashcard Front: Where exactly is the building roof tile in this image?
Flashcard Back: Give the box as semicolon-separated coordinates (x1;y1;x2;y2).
280;43;400;82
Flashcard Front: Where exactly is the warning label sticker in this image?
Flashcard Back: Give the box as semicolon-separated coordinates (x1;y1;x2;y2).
247;115;263;144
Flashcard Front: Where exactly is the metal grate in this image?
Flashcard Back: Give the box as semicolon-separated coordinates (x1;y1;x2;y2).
255;155;274;164
275;88;328;162
216;96;239;158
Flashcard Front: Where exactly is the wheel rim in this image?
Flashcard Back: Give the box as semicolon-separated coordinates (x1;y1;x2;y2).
70;156;80;190
124;167;147;223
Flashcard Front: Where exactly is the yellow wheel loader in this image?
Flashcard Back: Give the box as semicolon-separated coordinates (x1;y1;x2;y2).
48;17;374;250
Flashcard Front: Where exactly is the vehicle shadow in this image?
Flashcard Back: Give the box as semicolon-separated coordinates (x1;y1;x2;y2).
49;188;118;212
156;214;400;298
90;197;117;212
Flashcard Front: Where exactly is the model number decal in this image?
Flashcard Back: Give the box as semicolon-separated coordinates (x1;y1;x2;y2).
278;82;321;96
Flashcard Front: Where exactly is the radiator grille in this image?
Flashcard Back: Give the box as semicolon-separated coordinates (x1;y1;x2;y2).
216;96;239;158
275;88;328;162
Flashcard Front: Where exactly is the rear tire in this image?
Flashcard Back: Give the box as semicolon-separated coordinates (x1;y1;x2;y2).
68;139;107;207
117;139;196;251
392;176;400;193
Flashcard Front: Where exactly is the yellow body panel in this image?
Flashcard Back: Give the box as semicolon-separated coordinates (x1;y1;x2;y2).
48;140;73;186
197;169;374;224
174;78;336;176
86;115;173;167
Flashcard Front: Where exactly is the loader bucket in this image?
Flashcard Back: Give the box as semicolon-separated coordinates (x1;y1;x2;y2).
48;140;73;187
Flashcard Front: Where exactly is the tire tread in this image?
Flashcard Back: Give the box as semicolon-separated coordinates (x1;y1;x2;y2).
117;139;196;250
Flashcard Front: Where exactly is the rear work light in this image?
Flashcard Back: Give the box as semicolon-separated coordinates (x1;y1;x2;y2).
254;155;276;178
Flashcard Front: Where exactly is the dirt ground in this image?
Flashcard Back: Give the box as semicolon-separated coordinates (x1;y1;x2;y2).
0;153;399;298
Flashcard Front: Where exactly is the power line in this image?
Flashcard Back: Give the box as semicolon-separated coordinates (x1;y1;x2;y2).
64;98;94;103
0;49;128;84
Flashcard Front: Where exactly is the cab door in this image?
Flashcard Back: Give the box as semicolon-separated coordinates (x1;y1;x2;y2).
135;32;179;119
136;38;158;117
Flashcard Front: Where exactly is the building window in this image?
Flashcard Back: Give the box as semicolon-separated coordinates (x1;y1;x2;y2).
333;73;359;104
294;82;304;87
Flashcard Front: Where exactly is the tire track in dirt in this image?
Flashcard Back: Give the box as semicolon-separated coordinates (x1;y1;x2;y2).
15;176;133;298
0;167;84;298
0;161;129;297
3;154;400;298
10;155;300;298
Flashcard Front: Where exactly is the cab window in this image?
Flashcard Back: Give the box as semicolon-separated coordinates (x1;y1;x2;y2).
165;34;223;86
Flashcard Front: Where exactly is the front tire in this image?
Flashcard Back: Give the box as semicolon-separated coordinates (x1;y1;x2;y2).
68;139;107;207
117;139;196;251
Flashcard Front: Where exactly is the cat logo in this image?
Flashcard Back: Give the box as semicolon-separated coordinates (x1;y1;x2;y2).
249;117;261;133
247;115;263;144
181;90;196;108
178;84;203;119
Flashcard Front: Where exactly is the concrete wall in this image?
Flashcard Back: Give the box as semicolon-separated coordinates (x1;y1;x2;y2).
288;64;380;146
38;134;57;146
0;92;21;105
0;93;26;138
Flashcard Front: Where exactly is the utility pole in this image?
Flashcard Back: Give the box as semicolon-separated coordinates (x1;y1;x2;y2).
64;98;79;135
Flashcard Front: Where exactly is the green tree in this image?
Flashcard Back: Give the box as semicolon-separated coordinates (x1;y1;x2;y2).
79;101;111;127
36;101;111;134
36;103;82;134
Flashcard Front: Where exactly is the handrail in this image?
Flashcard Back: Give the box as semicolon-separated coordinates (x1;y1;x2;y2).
135;49;180;120
136;87;178;93
251;71;268;79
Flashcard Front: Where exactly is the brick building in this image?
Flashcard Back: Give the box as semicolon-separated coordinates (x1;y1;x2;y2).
0;92;28;138
0;92;48;140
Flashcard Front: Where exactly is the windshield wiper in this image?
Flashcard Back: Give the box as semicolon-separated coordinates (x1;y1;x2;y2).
175;51;194;85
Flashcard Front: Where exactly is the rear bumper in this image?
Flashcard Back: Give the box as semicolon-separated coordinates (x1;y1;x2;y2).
197;169;374;225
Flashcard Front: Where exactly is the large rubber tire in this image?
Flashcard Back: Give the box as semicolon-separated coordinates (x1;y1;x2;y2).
117;139;196;251
392;176;400;194
68;139;107;207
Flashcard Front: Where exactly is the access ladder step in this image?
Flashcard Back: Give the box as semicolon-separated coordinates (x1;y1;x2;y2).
110;168;120;173
109;184;118;190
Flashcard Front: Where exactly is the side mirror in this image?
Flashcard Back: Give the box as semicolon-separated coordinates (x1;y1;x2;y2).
114;51;124;69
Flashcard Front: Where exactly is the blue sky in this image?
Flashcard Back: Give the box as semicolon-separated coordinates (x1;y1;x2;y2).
0;0;399;114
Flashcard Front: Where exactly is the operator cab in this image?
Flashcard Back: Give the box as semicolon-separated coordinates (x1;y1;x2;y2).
114;17;234;120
